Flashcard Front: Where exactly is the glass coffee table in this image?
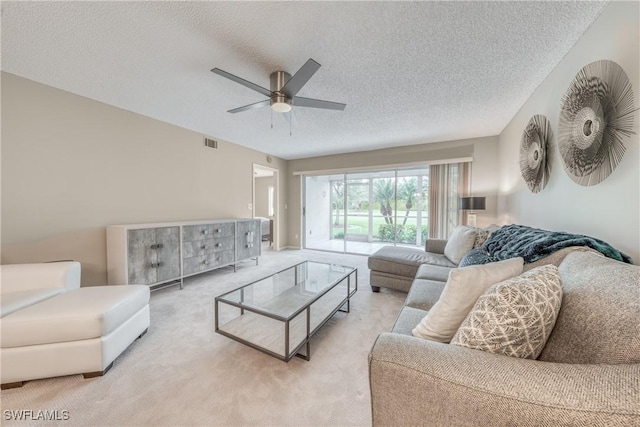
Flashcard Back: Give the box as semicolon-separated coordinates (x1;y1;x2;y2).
215;261;357;361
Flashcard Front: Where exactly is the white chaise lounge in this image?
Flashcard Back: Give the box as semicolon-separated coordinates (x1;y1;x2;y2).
0;261;150;389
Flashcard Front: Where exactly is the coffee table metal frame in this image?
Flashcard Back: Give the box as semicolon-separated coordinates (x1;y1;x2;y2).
214;261;357;361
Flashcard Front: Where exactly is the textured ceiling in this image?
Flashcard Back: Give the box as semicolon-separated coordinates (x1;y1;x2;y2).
1;1;607;160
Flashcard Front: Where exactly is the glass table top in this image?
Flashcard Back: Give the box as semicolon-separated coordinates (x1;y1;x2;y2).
216;261;356;319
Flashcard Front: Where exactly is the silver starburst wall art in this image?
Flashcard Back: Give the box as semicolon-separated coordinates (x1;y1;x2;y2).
558;60;636;186
520;114;553;193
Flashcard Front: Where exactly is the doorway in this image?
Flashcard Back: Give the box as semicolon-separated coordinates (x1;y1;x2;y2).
252;164;279;251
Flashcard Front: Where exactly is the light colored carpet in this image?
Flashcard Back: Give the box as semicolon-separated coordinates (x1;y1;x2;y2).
0;249;406;426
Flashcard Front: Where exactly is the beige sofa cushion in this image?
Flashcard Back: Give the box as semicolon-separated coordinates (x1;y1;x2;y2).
539;251;640;364
523;246;597;271
404;279;447;311
451;265;562;359
414;263;452;282
412;257;524;342
392;306;428;336
444;226;477;264
368;246;456;278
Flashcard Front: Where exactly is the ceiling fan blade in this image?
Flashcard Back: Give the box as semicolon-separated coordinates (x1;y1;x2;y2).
211;68;272;97
228;100;270;114
280;59;321;97
293;96;346;111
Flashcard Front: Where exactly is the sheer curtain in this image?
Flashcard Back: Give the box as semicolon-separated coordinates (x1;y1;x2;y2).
428;162;470;239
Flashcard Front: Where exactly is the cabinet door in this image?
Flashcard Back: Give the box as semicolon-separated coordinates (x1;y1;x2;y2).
156;226;180;282
235;221;252;261
236;220;260;261
127;229;157;285
248;220;261;258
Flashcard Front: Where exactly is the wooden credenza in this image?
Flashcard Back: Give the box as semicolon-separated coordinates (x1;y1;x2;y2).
107;219;261;289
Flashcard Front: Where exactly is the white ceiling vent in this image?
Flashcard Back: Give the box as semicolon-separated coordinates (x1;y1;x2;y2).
204;137;218;149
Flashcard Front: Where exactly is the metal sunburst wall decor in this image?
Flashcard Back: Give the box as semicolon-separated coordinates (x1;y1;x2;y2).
520;114;553;193
558;60;636;186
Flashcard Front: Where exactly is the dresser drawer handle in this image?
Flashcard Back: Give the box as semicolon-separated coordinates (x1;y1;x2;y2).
216;243;222;248
150;262;163;268
201;245;208;250
202;260;209;265
150;243;164;250
216;228;222;233
202;229;209;235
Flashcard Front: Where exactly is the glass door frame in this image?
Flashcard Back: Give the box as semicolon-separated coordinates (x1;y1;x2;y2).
302;165;433;255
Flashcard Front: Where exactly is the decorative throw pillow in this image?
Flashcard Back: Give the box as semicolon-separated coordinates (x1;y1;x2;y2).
473;229;491;248
451;264;562;359
412;257;524;343
444;226;478;265
458;247;493;268
473;224;501;248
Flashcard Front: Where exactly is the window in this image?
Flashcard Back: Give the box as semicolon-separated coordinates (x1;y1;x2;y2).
267;186;275;217
303;162;469;255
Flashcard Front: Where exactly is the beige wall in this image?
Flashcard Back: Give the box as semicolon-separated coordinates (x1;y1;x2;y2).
497;1;640;263
287;136;500;248
5;2;635;283
1;73;288;285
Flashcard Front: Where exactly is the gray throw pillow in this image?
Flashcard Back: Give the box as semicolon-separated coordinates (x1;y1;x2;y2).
451;264;563;359
444;226;478;264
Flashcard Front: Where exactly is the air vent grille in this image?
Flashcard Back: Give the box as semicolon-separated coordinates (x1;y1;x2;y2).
204;138;218;149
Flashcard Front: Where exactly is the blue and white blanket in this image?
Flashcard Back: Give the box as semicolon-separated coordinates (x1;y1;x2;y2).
460;224;632;267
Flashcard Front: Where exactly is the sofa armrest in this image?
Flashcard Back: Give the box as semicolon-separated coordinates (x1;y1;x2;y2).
369;333;640;426
0;262;81;293
424;238;447;254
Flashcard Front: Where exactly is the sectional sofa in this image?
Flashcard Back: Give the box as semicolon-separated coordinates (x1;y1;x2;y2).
368;239;452;292
367;226;640;426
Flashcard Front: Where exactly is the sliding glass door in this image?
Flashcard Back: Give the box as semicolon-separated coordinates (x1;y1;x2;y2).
368;171;397;248
304;174;334;251
303;164;463;255
394;168;429;248
344;174;371;253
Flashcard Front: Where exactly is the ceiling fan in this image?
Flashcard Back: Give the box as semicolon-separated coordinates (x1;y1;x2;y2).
211;58;346;114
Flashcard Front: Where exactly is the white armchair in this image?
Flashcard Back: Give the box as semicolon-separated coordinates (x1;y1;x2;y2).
1;261;81;317
1;261;150;389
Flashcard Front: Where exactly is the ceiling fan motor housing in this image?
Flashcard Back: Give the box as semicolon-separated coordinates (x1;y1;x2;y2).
270;71;292;110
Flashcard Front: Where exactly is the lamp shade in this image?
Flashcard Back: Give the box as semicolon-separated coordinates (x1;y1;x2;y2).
459;196;486;210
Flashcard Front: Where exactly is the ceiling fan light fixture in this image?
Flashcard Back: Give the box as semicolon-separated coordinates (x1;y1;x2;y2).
271;100;292;113
212;59;345;115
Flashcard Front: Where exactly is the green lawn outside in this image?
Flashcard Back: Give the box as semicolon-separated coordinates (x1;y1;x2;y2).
331;209;428;240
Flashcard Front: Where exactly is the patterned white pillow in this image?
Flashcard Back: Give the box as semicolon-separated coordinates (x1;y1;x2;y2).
473;229;491;248
473;224;500;248
451;264;562;359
